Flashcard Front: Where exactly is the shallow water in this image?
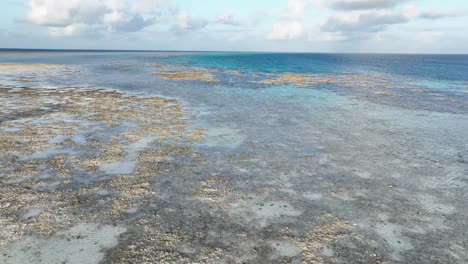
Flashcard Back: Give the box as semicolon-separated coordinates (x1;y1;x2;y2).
0;52;467;263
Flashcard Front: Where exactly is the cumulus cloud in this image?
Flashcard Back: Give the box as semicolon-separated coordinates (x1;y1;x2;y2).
267;0;310;40
25;0;166;36
322;12;409;33
169;9;255;35
48;23;102;37
18;0;468;52
330;0;409;11
130;0;168;14
317;0;418;42
171;10;208;34
267;0;412;41
419;10;468;20
267;21;304;40
27;0;107;27
284;0;313;20
112;14;155;32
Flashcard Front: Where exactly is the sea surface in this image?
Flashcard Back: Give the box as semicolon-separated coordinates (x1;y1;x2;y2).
0;51;467;263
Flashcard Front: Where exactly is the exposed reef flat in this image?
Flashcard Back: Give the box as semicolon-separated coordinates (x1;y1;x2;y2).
0;63;83;87
0;63;68;74
0;63;82;79
0;85;388;263
152;71;219;83
0;86;206;263
253;74;336;87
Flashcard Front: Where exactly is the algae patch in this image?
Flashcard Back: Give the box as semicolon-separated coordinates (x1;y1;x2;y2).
253;74;337;88
152;71;219;83
376;92;393;96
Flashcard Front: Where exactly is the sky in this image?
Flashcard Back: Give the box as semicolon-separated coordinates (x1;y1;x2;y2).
0;0;467;53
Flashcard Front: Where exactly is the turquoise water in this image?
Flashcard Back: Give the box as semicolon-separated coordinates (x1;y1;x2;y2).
167;52;468;80
0;51;466;158
0;51;466;167
2;51;466;113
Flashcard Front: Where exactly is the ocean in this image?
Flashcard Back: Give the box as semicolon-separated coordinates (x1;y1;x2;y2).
0;51;467;263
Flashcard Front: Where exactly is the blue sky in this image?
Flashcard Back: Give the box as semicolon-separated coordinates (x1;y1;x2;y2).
0;0;467;53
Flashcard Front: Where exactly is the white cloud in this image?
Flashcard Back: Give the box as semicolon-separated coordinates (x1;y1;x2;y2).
329;0;409;11
267;21;304;40
171;10;208;34
322;11;410;33
323;1;419;39
17;0;468;53
131;0;168;13
266;0;311;40
25;0;167;36
112;14;155;32
267;0;424;44
317;32;348;42
419;9;468;20
48;23;102;37
170;10;256;35
27;0;106;27
284;0;313;20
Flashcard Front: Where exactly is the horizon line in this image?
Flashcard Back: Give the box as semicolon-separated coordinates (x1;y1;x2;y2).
0;48;467;56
